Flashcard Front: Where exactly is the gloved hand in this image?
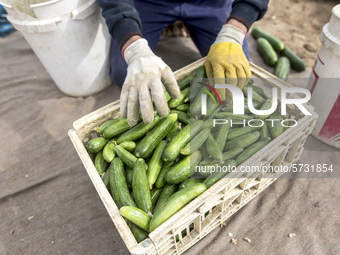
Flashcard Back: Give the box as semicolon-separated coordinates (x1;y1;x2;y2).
121;38;180;126
205;24;251;102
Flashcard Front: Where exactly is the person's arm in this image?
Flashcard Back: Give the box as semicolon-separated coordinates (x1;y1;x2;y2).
229;0;269;31
204;0;269;102
97;0;142;49
97;0;180;126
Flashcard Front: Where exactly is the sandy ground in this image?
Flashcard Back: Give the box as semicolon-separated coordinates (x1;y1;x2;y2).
251;0;337;69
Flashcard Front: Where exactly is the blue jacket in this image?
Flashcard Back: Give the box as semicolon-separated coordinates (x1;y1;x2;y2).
97;0;269;49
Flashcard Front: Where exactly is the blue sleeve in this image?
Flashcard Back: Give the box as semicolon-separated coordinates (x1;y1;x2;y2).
97;0;142;49
229;0;269;31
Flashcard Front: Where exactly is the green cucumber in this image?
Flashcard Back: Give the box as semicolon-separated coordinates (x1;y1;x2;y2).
132;158;152;213
149;183;207;232
150;188;163;209
260;121;270;139
114;145;137;168
257;37;278;66
236;137;271;164
170;110;190;125
87;137;108;153
251;27;285;51
104;119;133;139
247;84;265;96
95;151;108;175
181;127;209;155
222;147;244;161
148;140;167;189
166;121;181;140
268;112;284;138
120;141;136;152
203;160;237;188
176;103;190;112
103;140;116;163
215;117;231;151
243;86;266;104
135;114;177;158
153;184;177;214
165;91;171;102
165;155;191;184
178;73;194;90
109;158;136;208
224;131;260;150
97;118;124;134
275;56;291;81
120;206;151;232
126;167;133;189
101;167;111;190
204;133;223;161
280;46;306;71
162;121;201;162
126;220;148;243
179;178;203;190
255;97;275;120
117;115;161;143
155;162;175;189
169;87;190;108
228;126;262;140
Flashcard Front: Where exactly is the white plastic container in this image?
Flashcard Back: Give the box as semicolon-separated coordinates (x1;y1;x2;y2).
308;4;340;149
1;0;112;97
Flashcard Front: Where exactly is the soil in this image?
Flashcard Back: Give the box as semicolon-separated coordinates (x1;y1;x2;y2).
253;0;338;68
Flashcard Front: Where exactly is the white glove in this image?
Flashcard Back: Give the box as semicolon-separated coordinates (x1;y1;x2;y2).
121;38;180;126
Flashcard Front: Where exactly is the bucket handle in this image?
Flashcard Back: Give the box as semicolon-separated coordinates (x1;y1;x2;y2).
72;0;98;21
6;16;61;33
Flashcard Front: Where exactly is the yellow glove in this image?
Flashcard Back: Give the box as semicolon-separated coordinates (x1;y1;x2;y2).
205;24;251;102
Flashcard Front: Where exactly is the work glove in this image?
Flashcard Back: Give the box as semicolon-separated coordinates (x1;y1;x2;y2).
205;24;251;102
121;38;180;126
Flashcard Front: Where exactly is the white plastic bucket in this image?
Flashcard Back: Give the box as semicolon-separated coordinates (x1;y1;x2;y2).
307;4;340;149
1;0;112;97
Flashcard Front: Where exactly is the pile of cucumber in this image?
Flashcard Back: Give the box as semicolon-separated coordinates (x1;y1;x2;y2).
86;66;289;243
252;27;307;81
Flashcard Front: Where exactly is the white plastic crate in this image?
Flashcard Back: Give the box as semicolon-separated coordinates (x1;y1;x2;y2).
68;58;318;255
